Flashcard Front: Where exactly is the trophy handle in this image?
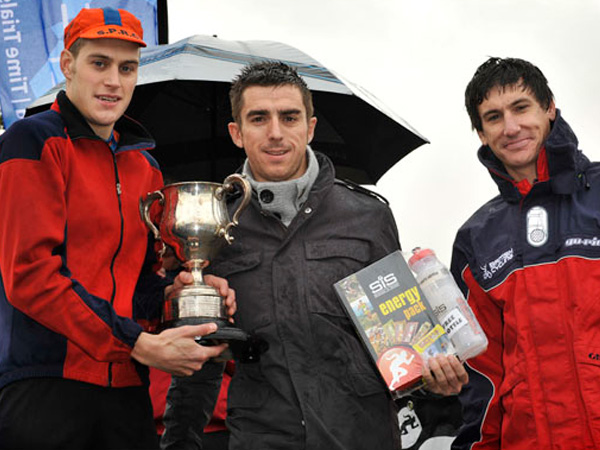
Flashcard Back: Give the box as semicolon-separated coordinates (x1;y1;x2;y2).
217;174;252;244
139;190;165;241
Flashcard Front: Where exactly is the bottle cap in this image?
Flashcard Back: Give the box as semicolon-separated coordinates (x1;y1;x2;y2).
408;247;435;268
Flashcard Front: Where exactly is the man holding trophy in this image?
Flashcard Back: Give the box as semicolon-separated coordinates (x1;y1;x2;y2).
162;61;468;450
0;7;234;450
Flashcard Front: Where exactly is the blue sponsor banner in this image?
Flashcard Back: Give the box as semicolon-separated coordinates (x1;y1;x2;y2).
0;0;158;128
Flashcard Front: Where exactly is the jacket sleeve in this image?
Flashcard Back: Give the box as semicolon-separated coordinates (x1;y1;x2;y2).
0;121;143;361
450;246;504;450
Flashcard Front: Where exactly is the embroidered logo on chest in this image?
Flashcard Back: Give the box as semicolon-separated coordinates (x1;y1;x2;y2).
526;206;549;247
480;248;514;280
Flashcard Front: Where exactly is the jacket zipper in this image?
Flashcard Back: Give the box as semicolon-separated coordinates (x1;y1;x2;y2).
107;151;125;387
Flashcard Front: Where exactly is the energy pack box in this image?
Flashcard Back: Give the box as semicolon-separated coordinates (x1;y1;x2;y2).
334;250;455;397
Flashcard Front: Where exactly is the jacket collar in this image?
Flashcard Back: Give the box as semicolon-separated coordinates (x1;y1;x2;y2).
52;90;155;152
280;151;334;235
309;151;336;198
477;109;590;203
237;150;335;199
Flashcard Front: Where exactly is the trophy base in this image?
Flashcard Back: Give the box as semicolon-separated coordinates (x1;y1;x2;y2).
162;283;247;344
162;316;248;342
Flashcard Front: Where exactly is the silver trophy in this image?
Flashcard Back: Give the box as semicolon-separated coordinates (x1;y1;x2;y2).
140;175;251;342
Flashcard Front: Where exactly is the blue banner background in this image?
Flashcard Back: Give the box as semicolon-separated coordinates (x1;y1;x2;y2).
0;0;157;128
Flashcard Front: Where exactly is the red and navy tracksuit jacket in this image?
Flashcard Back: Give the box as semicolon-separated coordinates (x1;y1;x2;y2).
0;91;166;390
451;110;600;450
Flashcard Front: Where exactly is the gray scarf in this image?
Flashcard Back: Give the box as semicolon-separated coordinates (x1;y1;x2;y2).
243;146;319;226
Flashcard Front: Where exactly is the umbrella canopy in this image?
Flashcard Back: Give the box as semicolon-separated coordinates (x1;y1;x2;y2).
27;35;428;184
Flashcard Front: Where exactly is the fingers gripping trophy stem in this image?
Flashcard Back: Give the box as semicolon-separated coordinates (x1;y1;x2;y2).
183;259;209;286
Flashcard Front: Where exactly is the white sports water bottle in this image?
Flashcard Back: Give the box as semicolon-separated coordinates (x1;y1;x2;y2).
408;247;488;361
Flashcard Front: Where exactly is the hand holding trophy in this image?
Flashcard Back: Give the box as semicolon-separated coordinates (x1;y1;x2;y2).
140;174;251;343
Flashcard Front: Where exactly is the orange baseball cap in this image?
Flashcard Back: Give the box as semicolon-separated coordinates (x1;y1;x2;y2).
64;7;146;50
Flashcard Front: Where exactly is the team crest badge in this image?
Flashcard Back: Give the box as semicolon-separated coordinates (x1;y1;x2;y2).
526;206;549;247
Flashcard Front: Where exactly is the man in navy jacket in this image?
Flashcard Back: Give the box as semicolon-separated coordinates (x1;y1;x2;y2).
451;57;600;450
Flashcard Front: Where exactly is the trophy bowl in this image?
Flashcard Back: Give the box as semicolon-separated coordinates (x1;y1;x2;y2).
140;174;251;342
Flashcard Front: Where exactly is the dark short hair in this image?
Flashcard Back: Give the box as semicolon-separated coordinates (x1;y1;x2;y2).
465;57;554;131
229;61;314;123
68;38;86;58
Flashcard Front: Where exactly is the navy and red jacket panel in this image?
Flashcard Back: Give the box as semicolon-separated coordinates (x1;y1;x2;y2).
0;91;165;389
450;111;600;450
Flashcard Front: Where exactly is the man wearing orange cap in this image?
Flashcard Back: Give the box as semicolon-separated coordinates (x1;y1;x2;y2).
0;7;233;449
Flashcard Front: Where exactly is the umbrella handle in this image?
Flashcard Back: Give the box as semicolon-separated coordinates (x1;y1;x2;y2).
217;174;252;244
139;190;165;243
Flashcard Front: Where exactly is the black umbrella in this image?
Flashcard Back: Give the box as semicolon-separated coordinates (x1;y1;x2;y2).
27;35;428;184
